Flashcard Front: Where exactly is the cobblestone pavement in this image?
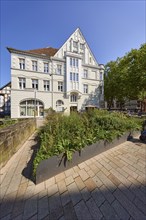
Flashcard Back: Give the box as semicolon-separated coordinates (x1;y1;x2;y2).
0;132;146;220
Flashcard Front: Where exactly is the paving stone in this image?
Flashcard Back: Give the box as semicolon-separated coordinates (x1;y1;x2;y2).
89;163;100;174
47;183;58;197
113;188;146;220
100;201;119;220
63;201;78;220
78;162;87;169
84;177;97;192
65;168;75;177
110;169;131;187
65;175;74;186
74;200;92;220
60;190;71;206
86;197;103;220
74;176;85;191
108;173;121;187
111;199;130;220
38;196;49;219
133;197;146;215
34;182;45;194
55;172;66;182
38;188;48;200
45;177;55;188
57;179;67;194
67;182;82;205
80;187;91;201
91;188;105;207
100;185;115;204
129;184;146;204
118;183;135;202
92;175;103;188
0;191;17;219
0;214;11;220
49;192;63;219
78;169;89;181
87;169;95;177
116;167;129;178
23;194;38;220
97;171;116;192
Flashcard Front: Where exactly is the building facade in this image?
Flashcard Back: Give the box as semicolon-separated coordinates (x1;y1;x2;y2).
0;82;11;117
7;28;104;118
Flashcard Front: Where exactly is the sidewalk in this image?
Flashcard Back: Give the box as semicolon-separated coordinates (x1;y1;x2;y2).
0;132;146;220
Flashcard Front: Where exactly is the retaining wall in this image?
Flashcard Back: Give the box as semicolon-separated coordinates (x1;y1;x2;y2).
0;119;36;168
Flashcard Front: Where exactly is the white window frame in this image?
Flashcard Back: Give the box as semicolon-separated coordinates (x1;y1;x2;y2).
19;77;26;89
57;64;62;75
58;81;63;92
83;84;88;94
32;61;37;71
70;94;77;102
83;69;88;78
32;79;38;90
44;80;50;91
100;72;103;81
19;58;25;70
44;63;49;73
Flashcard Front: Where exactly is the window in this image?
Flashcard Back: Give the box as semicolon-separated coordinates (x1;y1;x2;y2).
100;72;103;81
19;78;26;89
83;84;88;94
32;61;37;71
76;73;79;81
73;73;76;81
20;99;44;117
73;41;78;48
44;80;50;91
32;79;38;90
56;100;64;112
70;58;72;66
57;65;62;75
76;59;78;67
73;58;75;67
44;63;49;73
80;43;84;50
70;72;72;80
58;81;63;92
83;69;88;78
70;94;77;102
19;58;25;70
99;85;103;94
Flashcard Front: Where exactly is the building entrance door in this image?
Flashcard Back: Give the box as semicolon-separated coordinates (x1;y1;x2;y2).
70;106;77;112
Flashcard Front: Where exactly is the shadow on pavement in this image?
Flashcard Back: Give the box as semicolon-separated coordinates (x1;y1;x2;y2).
22;135;40;183
0;183;146;220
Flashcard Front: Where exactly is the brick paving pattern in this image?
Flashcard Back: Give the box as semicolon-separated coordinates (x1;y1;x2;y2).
0;133;146;220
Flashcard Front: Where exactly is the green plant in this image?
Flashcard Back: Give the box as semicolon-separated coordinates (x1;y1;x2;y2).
33;109;143;176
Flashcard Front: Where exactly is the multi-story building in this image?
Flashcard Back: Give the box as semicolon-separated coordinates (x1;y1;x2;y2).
0;82;11;117
7;28;104;118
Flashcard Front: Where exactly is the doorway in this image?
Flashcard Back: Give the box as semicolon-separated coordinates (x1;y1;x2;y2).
70;106;77;112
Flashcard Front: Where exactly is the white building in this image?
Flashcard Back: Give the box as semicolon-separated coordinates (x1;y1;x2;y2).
7;28;104;118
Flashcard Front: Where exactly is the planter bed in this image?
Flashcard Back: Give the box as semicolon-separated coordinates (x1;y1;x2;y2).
36;131;139;184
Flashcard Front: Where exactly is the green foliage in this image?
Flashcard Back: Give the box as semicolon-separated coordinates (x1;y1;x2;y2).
33;110;142;176
104;43;146;109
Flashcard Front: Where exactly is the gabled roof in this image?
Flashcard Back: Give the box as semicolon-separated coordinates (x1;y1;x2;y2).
26;47;58;57
7;47;58;58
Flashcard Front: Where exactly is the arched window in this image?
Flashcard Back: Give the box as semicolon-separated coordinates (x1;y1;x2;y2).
56;100;64;112
20;99;44;117
70;94;77;102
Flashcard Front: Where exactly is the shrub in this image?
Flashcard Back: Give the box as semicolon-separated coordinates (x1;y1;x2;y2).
33;109;142;176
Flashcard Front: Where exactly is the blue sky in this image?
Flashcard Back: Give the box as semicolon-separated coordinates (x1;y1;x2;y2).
0;0;145;87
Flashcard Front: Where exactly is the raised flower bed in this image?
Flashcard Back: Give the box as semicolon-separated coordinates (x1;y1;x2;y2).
33;110;142;184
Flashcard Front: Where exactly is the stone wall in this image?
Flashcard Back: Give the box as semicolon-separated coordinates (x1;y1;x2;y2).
0;119;36;168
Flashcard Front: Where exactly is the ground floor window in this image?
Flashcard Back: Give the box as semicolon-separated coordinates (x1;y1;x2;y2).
20;99;44;117
56;100;64;112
